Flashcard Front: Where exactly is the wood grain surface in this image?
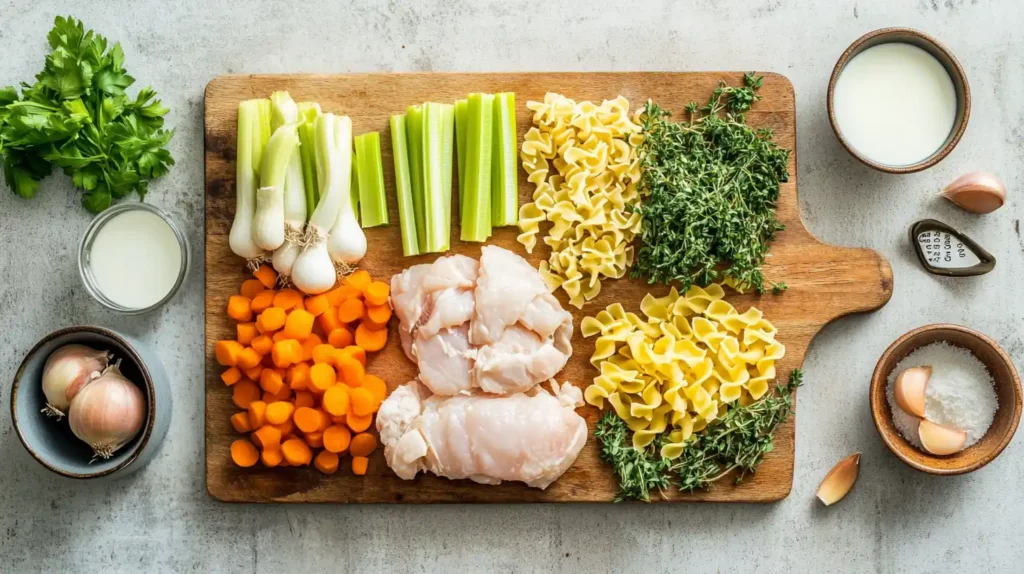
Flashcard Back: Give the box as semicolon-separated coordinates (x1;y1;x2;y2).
204;72;893;503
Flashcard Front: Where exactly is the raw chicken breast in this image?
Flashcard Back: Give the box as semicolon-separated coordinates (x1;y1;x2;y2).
413;324;475;396
475;325;567;394
469;245;550;346
377;380;587;489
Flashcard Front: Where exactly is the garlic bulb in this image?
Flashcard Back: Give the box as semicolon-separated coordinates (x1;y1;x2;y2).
942;172;1006;214
41;344;109;419
68;362;146;459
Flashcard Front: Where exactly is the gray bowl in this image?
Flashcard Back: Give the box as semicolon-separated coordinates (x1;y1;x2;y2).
11;326;172;479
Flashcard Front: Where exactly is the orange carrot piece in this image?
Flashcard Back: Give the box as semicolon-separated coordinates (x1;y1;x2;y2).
241;279;265;299
322;385;350;416
236;347;262;370
231;380;260;409
243;365;263;381
230;412;252;433
294;407;321;434
364;304;392;328
251;334;274;356
337;356;365;387
251;290;276;313
231;439;259;467
355;323;388;352
287;362;310;390
254;265;278;288
364;281;390;306
273;418;294;437
309;363;337;393
360;374;387;403
236;322;258;346
351;456;369;476
221;367;242;386
345;269;372;292
350;387;377;416
271;339;300;368
261;448;283;468
259;368;285;396
215;340;244;367
305;431;324;449
312;344;336;365
294;391;315;409
247;400;268;428
304;294;330;317
314;450;339;474
281;438;313;466
257;307;287;333
342;345;367;367
349;433;378;457
322;425;352;453
227;295;253;322
273;288;304;311
337;298;365;323
327;327;354;348
273;381;292;401
326;284;361;306
283;309;315;340
265;401;294;425
318;308;342;334
300;334;322;362
346;412;373;433
252;424;281;451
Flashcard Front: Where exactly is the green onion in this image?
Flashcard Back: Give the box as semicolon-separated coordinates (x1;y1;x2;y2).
454;98;469;215
422;102;451;253
405;105;427;249
252;99;272;180
296;102;321;213
354;132;388;228
491;92;518;227
390;115;420;256
460;93;494;242
350;149;359;222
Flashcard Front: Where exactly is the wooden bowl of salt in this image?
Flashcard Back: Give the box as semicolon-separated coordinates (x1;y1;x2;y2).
870;324;1021;475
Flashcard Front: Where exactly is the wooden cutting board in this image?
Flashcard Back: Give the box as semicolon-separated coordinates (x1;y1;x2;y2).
204;72;892;503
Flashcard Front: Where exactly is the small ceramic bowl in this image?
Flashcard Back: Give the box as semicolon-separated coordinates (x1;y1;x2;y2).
870;324;1021;475
10;326;172;479
827;27;971;173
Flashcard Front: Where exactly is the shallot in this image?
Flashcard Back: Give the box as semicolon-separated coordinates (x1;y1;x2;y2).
68;362;146;459
40;344;109;419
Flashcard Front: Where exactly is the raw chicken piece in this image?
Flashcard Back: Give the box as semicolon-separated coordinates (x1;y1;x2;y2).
377;379;587;489
391;254;479;363
475;325;568;394
469;245;550;346
413;324;475;396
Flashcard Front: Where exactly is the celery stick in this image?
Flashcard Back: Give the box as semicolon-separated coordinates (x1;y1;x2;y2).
422;102;450;253
439;103;455;232
390;115;420;256
405;105;427;249
454;99;468;215
491;92;518;227
354;132;388;228
460;93;494;242
351;148;360;222
297;102;321;213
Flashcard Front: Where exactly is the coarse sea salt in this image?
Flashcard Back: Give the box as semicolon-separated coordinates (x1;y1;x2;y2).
886;341;998;449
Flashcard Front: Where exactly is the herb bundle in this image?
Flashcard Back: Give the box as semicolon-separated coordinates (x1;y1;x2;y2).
632;73;790;293
0;16;174;212
596;369;803;502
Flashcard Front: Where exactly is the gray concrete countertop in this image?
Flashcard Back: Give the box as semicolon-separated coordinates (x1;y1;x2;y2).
2;1;1021;572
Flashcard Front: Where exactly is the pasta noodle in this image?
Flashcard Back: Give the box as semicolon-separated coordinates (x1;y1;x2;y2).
517;93;644;308
582;284;785;458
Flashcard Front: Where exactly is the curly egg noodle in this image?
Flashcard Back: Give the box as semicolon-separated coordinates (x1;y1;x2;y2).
581;284;785;459
517;93;644;309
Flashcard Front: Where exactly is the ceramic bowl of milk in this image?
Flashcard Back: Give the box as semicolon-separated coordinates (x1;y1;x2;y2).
78;202;189;314
828;28;970;173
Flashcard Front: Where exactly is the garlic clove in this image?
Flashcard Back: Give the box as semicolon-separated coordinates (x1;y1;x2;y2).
942;171;1006;214
918;419;967;456
894;366;931;418
816;452;861;506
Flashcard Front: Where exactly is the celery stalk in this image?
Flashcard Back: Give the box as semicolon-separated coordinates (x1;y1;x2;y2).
296;102;321;214
354;132;388;228
454;98;468;215
491;92;518;227
439;103;455;230
390;114;420;256
405;105;427;249
351;149;359;222
422;102;450;253
460;93;494;242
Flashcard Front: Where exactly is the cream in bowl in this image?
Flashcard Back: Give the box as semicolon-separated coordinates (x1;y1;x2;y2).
79;202;189;314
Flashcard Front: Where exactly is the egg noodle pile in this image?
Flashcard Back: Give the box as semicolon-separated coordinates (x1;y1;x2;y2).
581;284;785;459
517;93;644;309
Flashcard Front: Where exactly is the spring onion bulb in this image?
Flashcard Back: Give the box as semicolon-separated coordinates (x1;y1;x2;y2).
327;125;365;267
296;102;322;215
252;120;299;251
267;93;309;280
229;99;268;263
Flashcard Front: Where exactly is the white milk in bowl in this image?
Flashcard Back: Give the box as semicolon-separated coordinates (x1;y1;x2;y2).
833;43;957;166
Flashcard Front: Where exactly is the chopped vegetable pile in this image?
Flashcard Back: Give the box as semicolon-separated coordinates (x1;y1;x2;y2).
217;266;391;475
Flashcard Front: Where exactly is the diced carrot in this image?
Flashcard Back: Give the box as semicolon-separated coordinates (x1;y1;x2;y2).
294;391;315;409
244;365;263;381
312;344;336;365
230;412;252;433
294;407;321;434
346;412;373;433
345;269;372;292
314;450;339;474
273;382;291;401
227;295;253;322
247;400;268;428
272;339;301;368
261;391;275;403
323;425;352;453
261;448;283;468
336;356;365;387
337;298;365;323
287;362;310;390
284;309;315;340
236;322;258;346
305;431;324;449
251;290;276;313
355;323;388;352
331;415;346;425
257;307;287;333
309;363;336;393
304;294;330;317
281;438;313;466
364;304;392;329
252;424;281;451
274;418;294;437
342;345;366;367
236;347;262;370
241;279;266;299
232;380;260;409
251;334;273;356
349;433;378;457
326;284;361;306
259;368;285;396
254;265;278;288
221;367;242;386
231;439;259;467
273;288;304;311
300;334;322;362
361;374;387;403
215;340;244;367
350;387;377;416
322;385;350;416
364;281;390;306
265;401;294;425
272;331;290;343
318;308;342;334
327;327;353;348
262;353;276;368
351;456;369;476
317;408;332;431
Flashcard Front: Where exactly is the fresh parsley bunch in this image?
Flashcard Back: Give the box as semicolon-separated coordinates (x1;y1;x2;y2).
0;16;174;212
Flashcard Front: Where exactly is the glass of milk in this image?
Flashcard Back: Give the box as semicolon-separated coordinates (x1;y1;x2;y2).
78;203;190;314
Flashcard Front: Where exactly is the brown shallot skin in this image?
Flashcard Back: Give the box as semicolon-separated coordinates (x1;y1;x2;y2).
941;172;1006;214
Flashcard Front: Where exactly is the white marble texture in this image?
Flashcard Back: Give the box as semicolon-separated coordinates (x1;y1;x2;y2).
1;0;1022;572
